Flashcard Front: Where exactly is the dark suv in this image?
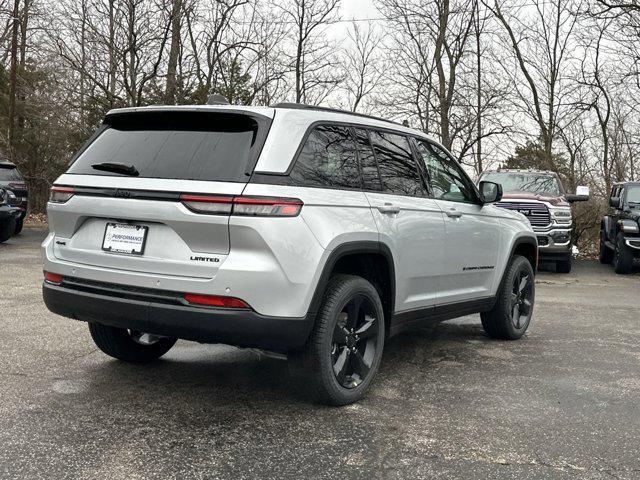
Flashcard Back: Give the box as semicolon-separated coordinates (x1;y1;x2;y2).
0;188;21;243
0;161;28;234
600;182;640;274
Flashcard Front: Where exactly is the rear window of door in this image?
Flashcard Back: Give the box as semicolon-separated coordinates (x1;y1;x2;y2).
369;131;424;197
67;111;266;182
353;128;382;191
289;124;360;189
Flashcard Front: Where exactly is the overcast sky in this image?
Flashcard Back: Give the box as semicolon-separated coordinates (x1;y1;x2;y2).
341;0;378;18
330;0;380;39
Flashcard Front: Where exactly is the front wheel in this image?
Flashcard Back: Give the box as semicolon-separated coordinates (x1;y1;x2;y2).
290;274;385;406
481;255;535;340
0;217;16;243
89;323;177;363
556;257;572;273
613;233;634;274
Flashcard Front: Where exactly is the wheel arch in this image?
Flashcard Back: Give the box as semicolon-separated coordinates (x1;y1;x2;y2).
306;241;396;334
509;235;538;274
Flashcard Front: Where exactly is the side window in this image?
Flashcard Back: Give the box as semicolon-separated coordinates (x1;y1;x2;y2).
369;130;424;197
414;139;475;203
353;128;381;191
289;124;360;189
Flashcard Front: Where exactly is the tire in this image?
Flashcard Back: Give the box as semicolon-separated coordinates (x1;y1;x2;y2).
290;274;385;406
481;255;535;340
556;257;572;273
13;217;23;235
89;323;177;363
0;217;16;243
613;233;634;274
599;230;613;264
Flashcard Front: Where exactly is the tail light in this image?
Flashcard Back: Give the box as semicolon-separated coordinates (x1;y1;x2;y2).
44;271;63;285
180;194;303;217
184;293;250;309
49;186;75;203
8;182;26;190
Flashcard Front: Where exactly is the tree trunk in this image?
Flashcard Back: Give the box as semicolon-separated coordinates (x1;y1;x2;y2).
475;0;482;174
434;0;451;149
8;0;20;151
165;0;182;104
108;0;117;107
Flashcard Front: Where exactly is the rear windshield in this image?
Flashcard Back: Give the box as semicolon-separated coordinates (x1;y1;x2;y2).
0;166;22;181
67;111;265;182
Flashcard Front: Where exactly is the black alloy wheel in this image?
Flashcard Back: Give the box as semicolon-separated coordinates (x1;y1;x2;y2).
331;294;380;389
509;267;534;329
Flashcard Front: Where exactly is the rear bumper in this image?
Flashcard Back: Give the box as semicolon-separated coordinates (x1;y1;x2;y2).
43;281;314;351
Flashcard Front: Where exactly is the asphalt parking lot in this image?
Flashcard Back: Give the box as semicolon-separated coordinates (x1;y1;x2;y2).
1;228;639;479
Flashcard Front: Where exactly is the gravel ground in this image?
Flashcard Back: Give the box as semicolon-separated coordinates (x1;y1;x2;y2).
1;228;639;479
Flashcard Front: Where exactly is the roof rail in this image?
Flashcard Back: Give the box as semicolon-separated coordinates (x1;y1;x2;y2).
271;102;405;128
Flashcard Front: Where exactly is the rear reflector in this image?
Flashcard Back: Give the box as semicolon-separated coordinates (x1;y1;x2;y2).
44;271;63;285
49;186;75;204
180;194;302;217
184;293;250;309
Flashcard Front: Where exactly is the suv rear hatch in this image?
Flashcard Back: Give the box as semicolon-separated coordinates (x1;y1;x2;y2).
49;108;273;279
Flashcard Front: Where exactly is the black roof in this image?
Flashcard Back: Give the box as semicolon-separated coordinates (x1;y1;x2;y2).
271;102;405;128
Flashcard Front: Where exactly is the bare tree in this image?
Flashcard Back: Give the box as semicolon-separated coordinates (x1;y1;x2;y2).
276;0;342;105
485;0;579;169
342;22;382;112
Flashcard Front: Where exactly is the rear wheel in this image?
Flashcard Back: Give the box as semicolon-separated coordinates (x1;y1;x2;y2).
599;230;613;264
13;217;23;235
89;323;177;363
0;217;16;243
613;233;634;274
290;274;385;406
481;255;535;340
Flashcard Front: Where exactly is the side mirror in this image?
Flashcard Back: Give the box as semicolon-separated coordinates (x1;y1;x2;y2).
609;197;620;208
566;185;590;203
479;180;502;203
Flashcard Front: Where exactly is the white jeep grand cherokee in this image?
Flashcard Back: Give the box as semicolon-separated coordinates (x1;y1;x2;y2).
43;102;537;405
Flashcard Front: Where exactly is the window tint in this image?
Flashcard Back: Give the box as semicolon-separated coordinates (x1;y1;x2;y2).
67;112;262;182
370;131;423;197
353;128;381;191
414;139;475;203
289;124;360;189
0;166;22;181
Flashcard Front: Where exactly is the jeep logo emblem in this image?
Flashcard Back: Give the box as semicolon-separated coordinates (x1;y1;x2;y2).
114;189;131;198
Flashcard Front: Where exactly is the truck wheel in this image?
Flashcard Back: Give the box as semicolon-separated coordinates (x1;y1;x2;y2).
613;233;634;274
481;255;535;340
0;217;16;243
556;257;572;273
290;274;385;406
13;217;23;235
89;323;177;363
599;230;613;264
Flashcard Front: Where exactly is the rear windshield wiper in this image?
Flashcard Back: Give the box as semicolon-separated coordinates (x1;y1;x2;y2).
91;162;139;176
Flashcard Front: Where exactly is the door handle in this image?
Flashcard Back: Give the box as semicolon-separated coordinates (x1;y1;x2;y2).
377;203;400;214
445;208;463;218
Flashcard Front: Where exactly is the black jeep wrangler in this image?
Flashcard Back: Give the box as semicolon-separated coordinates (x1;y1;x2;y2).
600;182;640;274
